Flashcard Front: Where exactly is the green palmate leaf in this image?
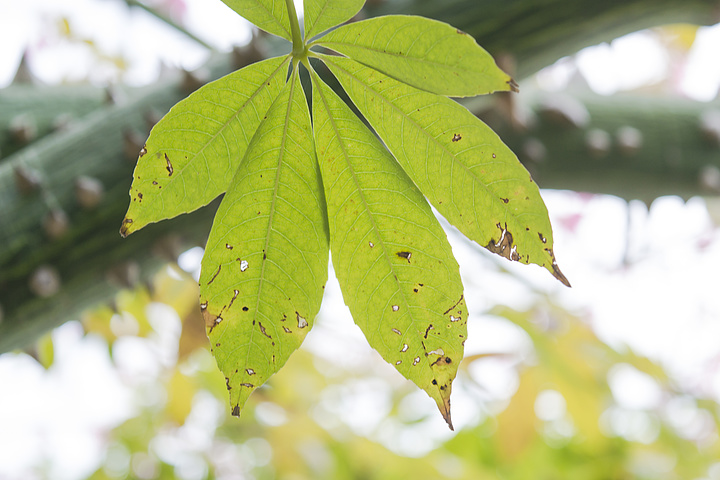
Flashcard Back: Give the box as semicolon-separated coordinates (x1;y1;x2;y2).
198;68;329;416
121;56;290;236
322;56;569;286
303;0;365;40
219;0;293;40
311;68;467;429
314;15;517;97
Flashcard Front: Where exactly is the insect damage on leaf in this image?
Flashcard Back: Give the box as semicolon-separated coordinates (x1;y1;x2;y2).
164;153;173;176
486;223;519;261
120;0;569;430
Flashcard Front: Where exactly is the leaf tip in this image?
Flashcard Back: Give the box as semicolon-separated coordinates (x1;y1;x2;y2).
507;78;519;93
438;395;454;431
119;217;134;238
547;249;571;287
552;264;571;288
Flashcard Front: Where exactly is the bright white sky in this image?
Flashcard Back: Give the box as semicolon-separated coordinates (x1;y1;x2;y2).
1;0;720;478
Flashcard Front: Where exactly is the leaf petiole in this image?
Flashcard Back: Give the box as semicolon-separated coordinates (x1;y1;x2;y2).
284;0;305;58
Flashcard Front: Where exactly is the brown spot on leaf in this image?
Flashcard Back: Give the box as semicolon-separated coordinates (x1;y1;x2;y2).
164;153;173;176
242;306;249;311
232;406;240;416
119;218;133;238
139;145;147;157
452;133;462;142
507;78;520;93
424;324;434;339
228;290;239;310
258;322;272;339
538;232;547;244
207;265;221;285
549;250;571;287
226;243;233;249
246;368;255;375
501;197;509;204
486;223;517;261
296;312;308;328
431;356;452;367
443;295;464;315
396;251;412;263
240;383;254;388
202;309;222;333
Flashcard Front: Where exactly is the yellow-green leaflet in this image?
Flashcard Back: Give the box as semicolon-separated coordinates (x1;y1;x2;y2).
121;0;570;428
303;0;365;40
314;15;517;97
323;56;568;285
311;68;466;429
199;69;329;416
219;0;293;40
121;56;289;236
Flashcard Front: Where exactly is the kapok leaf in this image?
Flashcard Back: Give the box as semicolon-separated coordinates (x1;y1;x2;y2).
199;68;329;417
313;15;516;97
323;56;569;286
311;68;467;429
219;0;293;40
303;0;365;41
121;56;290;236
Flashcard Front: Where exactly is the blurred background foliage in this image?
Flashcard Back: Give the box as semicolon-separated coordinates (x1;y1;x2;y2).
25;262;709;480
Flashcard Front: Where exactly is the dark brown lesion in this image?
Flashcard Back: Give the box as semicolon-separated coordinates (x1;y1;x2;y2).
451;133;462;142
431;356;452;367
424;324;434;339
547;248;571;287
202;308;223;334
443;294;464;315
258;322;272;339
396;251;412;263
119;217;134;238
164;153;174;176
485;223;519;261
227;289;239;310
207;265;222;285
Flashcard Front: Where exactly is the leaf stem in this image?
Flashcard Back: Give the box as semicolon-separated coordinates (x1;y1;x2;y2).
284;0;305;58
125;0;213;50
